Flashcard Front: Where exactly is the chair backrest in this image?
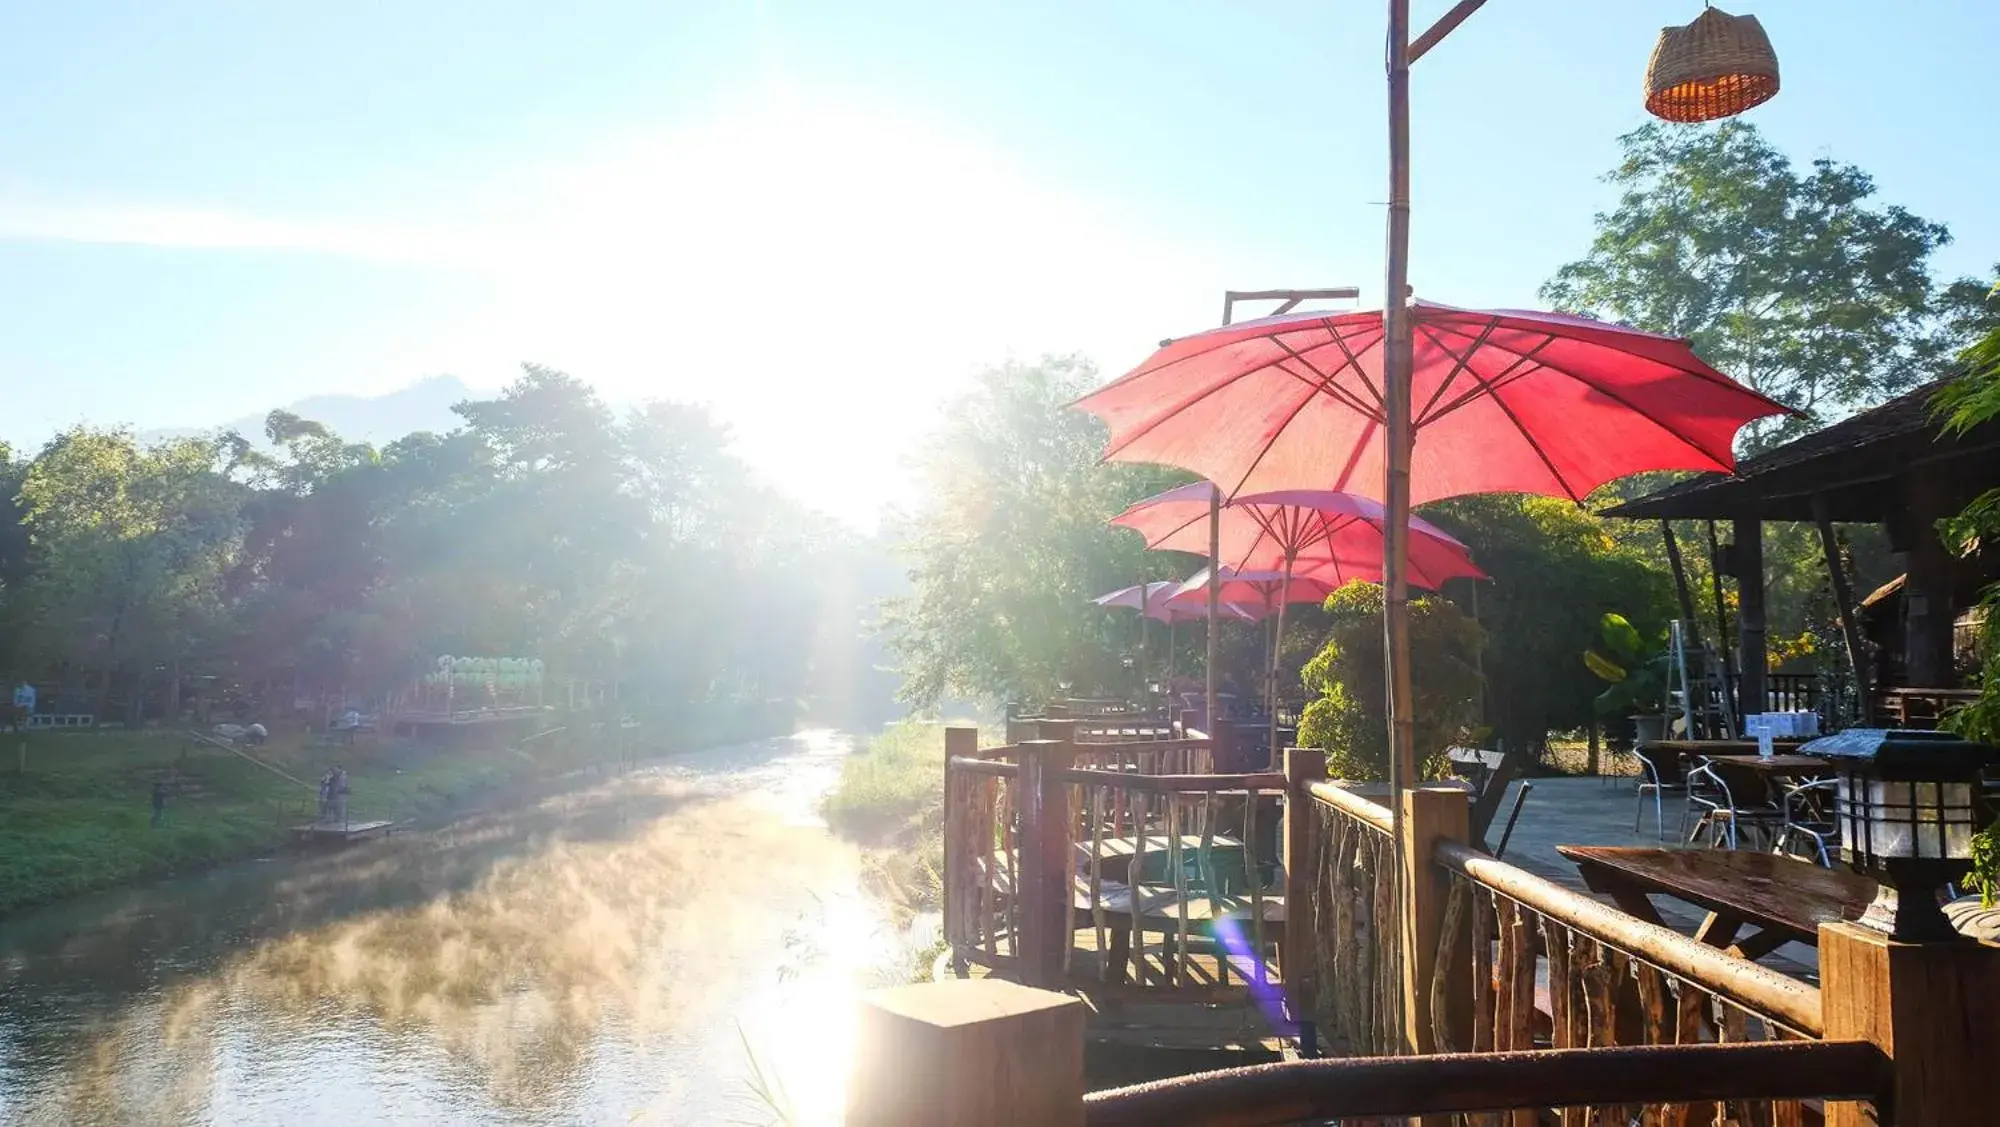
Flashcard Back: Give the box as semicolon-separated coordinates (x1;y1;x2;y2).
1634;746;1686;787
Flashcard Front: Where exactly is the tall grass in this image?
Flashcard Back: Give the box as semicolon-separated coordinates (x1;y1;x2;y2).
821;719;986;923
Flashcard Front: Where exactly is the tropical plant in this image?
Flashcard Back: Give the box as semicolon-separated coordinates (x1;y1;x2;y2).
1295;583;1483;782
1584;612;1670;718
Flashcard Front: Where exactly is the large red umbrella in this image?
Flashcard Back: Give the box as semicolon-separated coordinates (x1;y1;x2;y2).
1078;301;1789;790
1111;481;1486;590
1074;302;1790;505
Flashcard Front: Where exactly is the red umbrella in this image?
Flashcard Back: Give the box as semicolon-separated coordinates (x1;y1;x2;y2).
1111;482;1486;590
1093;581;1256;703
1075;302;1790;505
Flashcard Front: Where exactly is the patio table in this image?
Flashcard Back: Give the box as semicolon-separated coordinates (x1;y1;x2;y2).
1642;738;1807;758
1556;845;1873;959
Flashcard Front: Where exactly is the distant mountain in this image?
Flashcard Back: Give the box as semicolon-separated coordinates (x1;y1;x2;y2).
143;375;481;447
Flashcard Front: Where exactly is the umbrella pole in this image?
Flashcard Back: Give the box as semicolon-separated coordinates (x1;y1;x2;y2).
1383;0;1417;822
1269;558;1293;769
1206;489;1220;734
1136;578;1148;703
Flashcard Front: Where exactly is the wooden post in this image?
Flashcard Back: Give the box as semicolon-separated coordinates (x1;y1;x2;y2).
1284;747;1329;1034
1019;722;1077;988
1812;495;1875;725
1401;784;1472;1067
1819;920;2000;1126
1705;520;1738;709
1383;0;1417;826
845;979;1085;1126
944;726;978;973
1902;464;1957;690
1661;520;1700;631
1733;518;1767;718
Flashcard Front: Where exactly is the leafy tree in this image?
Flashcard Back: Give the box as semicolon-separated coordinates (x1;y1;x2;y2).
1422;496;1676;755
1544;122;1991;449
883;356;1189;710
1296;583;1482;781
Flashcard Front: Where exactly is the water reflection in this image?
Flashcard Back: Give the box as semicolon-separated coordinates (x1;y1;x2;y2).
0;731;907;1125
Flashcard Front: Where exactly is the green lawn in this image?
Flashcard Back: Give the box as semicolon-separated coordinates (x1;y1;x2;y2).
0;728;538;916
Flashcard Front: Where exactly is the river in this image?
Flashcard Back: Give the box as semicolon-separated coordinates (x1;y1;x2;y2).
0;730;924;1126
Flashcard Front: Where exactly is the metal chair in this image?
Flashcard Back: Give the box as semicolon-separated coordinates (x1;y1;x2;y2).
1632;745;1687;841
1771;777;1838;867
1683;759;1782;849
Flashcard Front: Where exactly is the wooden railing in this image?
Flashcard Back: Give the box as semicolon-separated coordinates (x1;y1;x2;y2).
944;722;1282;994
1286;769;1405;1058
1763;672;1819;713
914;731;1999;1127
1435;839;1824;1126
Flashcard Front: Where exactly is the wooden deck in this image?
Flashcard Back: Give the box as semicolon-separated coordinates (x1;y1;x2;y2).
290;819;393;844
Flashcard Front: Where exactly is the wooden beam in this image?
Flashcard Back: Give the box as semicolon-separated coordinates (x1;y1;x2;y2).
1409;0;1490;63
1812;495;1876;724
1082;1041;1885;1126
1401;785;1472;1062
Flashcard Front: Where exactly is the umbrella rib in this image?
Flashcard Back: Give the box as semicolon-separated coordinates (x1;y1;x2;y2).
1323;324;1389;416
1412;316;1501;426
1413;324;1584;502
1271;338;1382;421
1419;332;1554;425
1420;324;1745;471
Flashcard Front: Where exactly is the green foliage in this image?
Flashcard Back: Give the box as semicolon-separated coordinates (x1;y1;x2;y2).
821;719;989;918
1584;612;1671;717
1295;583;1483;781
1543;121;1994;450
1930;290;2000;904
1423;496;1675;752
1;363;884;722
881;356;1191;710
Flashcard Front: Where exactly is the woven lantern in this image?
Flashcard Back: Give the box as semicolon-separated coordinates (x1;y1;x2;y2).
1644;7;1780;123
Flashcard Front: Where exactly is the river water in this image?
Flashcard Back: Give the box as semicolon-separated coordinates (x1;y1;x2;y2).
0;730;922;1126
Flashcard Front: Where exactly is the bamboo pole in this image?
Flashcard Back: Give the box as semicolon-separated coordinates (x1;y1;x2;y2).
1383;0;1415;831
1207;489;1221;733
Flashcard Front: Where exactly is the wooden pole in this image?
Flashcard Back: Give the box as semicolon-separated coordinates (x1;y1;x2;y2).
1812;495;1875;725
1206;488;1222;733
1283;746;1330;1036
1383;0;1416;824
1019;722;1077;988
1660;520;1700;630
1704;519;1738;709
846;979;1084;1126
1268;557;1293;769
1401;784;1472;1068
1819;920;2000;1126
1734;518;1768;718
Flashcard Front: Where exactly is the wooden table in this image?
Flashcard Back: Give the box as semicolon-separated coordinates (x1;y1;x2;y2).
1641;738;1807;758
1708;753;1829;777
1557;845;1874;959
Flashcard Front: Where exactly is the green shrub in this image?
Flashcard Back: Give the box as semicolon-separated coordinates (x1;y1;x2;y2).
1296;583;1484;781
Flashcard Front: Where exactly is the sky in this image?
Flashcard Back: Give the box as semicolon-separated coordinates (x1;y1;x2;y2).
1;1;1995;527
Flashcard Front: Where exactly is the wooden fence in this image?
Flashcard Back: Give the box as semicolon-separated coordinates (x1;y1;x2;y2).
924;730;2000;1127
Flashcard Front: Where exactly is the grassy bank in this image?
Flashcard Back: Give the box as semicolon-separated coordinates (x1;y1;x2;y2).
0;705;797;918
822;719;985;920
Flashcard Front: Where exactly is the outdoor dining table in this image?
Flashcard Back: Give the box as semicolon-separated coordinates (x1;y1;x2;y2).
1707;753;1831;778
1556;845;1873;959
1641;738;1807;758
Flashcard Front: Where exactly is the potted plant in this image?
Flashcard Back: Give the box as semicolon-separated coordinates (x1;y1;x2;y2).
1584;612;1671;744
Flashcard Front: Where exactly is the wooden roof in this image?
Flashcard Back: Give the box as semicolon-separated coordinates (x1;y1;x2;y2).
1603;379;2000;522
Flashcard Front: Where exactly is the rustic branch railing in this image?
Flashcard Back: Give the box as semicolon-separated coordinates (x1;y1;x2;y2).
1287;773;1404;1058
1434;838;1824;1127
1081;1040;1886;1127
944;723;1285;994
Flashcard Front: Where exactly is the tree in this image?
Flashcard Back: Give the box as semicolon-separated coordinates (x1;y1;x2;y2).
1422;496;1676;756
1544;122;1986;449
883;356;1189;710
1296;583;1482;781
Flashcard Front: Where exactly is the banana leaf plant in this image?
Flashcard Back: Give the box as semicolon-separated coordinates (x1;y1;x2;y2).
1584;612;1670;717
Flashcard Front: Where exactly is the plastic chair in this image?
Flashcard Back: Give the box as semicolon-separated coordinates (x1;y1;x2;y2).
1632;745;1687;841
1772;777;1838;867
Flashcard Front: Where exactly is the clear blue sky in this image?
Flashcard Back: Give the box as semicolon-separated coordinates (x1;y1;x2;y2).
1;1;1993;525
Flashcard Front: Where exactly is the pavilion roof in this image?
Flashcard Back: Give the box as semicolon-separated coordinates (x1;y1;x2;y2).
1601;379;2000;522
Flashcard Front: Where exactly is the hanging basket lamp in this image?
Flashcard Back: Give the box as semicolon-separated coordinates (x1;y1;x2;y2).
1644;6;1780;123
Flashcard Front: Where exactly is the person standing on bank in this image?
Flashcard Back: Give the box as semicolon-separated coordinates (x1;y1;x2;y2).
10;681;34;731
151;778;168;827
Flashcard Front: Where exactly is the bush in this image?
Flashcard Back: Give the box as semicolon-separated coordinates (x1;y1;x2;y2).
1296;583;1484;781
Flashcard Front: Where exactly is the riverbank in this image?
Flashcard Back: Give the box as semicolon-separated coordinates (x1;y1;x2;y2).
0;707;794;917
822;719;996;929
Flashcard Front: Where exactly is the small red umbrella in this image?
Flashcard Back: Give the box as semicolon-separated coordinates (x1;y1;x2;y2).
1111;482;1486;590
1093;582;1256;703
1075;302;1791;504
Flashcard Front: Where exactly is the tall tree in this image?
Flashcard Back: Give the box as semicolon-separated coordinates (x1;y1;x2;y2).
883;356;1188;710
1544;122;1985;448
